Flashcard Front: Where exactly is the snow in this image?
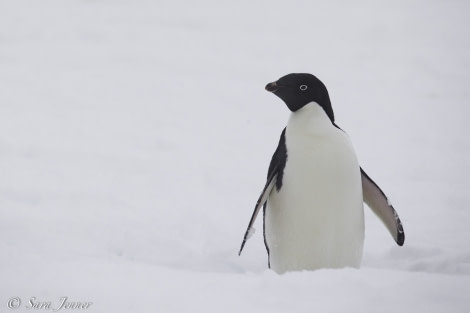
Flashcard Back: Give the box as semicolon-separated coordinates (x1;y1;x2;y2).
247;227;256;240
1;0;469;312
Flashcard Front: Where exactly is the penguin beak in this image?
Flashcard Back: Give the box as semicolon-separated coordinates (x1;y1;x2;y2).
265;82;279;93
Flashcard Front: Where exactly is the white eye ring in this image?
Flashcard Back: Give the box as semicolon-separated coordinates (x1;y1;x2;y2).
300;85;308;91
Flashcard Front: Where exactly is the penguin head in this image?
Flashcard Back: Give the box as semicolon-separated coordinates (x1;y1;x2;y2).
265;73;334;122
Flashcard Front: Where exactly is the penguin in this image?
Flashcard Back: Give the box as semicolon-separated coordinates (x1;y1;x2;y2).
238;73;404;274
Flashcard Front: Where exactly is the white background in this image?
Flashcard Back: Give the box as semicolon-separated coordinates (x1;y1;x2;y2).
1;0;469;312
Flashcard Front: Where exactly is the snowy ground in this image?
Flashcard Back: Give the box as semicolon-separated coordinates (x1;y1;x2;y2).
1;0;470;312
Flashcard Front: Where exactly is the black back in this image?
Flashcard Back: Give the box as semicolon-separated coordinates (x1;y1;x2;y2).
267;128;287;191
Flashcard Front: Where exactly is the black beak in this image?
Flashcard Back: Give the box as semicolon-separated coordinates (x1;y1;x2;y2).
265;82;279;92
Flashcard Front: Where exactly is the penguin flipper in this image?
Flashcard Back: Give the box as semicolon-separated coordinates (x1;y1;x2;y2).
238;170;277;255
239;128;286;256
361;167;405;246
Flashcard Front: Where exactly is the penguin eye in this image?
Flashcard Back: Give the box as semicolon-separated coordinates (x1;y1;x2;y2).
299;85;308;91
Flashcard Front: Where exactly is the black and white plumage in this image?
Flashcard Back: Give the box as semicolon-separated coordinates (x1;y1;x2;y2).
239;73;404;273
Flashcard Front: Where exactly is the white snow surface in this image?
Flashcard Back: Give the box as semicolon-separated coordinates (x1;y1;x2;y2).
247;227;256;240
1;0;469;312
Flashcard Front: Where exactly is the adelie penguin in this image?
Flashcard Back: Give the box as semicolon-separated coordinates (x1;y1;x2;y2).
239;73;405;274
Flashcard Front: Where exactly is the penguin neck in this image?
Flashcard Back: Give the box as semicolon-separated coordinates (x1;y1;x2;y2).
287;102;335;135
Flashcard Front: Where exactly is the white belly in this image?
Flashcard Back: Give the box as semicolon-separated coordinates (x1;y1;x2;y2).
265;103;364;273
